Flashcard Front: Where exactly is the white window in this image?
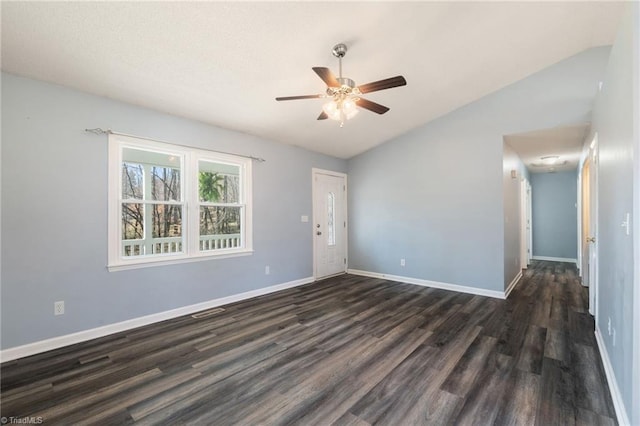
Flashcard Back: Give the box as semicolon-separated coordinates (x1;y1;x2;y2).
108;134;252;270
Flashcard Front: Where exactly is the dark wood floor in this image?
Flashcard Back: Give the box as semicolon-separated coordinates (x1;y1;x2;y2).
1;261;616;425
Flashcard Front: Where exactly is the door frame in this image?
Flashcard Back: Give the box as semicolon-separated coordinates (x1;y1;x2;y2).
527;180;533;265
520;178;532;269
312;168;348;280
579;156;591;287
586;134;599;317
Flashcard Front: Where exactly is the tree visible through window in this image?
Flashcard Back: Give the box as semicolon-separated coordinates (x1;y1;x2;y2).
198;161;241;251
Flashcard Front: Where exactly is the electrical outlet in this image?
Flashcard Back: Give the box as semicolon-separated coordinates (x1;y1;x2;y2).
400;259;405;267
54;301;65;316
265;265;270;275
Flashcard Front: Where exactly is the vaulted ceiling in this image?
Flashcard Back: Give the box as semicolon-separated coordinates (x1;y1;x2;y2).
1;2;624;159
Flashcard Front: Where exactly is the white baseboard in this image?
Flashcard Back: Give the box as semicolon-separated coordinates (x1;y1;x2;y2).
0;276;314;363
346;269;505;299
532;256;578;265
595;326;630;426
505;270;523;299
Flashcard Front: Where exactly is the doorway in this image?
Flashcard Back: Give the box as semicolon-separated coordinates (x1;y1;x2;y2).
312;169;347;279
520;178;533;269
580;135;599;316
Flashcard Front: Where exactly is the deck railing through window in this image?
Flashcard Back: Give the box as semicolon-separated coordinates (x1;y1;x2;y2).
122;234;241;257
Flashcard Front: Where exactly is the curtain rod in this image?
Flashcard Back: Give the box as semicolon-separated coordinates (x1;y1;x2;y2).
84;128;266;162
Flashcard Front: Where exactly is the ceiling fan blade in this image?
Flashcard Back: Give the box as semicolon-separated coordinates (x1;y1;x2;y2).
275;94;323;101
312;67;341;88
317;111;328;120
356;98;390;115
357;76;407;94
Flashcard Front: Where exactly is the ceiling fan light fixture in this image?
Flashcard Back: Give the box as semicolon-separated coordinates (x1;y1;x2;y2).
322;98;359;122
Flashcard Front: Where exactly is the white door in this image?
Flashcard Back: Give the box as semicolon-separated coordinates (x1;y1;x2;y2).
520;179;533;268
313;169;347;279
526;181;533;265
588;136;599;316
580;157;591;287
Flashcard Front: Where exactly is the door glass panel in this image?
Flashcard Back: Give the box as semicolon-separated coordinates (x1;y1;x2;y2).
327;192;335;246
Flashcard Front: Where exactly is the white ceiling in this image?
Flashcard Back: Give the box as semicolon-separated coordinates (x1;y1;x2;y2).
505;124;590;173
1;2;624;159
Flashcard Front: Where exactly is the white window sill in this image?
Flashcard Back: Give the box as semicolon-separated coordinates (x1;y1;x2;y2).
107;249;254;272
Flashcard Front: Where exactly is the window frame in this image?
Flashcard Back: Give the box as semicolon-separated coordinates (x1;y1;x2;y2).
108;134;253;271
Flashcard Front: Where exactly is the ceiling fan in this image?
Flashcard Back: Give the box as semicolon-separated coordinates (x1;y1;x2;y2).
275;43;407;127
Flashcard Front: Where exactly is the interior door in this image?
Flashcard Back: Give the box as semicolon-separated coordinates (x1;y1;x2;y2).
587;138;599;316
526;181;533;265
313;170;347;279
520;178;532;269
581;158;591;287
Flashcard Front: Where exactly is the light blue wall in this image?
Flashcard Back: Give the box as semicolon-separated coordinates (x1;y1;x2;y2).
503;142;529;289
530;171;578;260
348;47;610;292
590;3;639;422
0;73;346;350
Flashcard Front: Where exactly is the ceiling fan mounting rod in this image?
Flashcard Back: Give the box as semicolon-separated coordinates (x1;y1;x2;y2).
332;43;347;79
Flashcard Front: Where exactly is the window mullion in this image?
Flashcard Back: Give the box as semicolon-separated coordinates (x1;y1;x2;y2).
189;153;199;255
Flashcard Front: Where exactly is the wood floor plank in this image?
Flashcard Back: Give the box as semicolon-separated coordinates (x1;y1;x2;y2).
516;324;547;374
0;260;617;425
495;369;541;425
537;357;577;426
572;342;617;417
440;334;498;398
452;352;516;425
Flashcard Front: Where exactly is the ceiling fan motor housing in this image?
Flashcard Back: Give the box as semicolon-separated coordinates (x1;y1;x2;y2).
332;43;348;58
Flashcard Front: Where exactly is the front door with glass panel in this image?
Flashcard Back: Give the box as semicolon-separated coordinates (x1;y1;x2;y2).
313;170;347;279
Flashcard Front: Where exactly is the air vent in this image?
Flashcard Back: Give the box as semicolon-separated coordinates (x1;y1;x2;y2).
191;307;225;319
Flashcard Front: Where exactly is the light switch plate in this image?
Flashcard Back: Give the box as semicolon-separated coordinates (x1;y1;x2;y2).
301;215;309;223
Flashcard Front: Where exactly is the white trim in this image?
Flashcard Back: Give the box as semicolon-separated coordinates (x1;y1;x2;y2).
632;4;640;423
520;178;528;270
107;250;253;272
532;256;578;265
505;270;523;299
0;276;313;363
589;134;600;319
595;327;631;426
347;269;506;299
527;181;533;265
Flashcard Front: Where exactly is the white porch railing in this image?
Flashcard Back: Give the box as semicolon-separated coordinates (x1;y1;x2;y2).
199;234;241;251
123;234;241;256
